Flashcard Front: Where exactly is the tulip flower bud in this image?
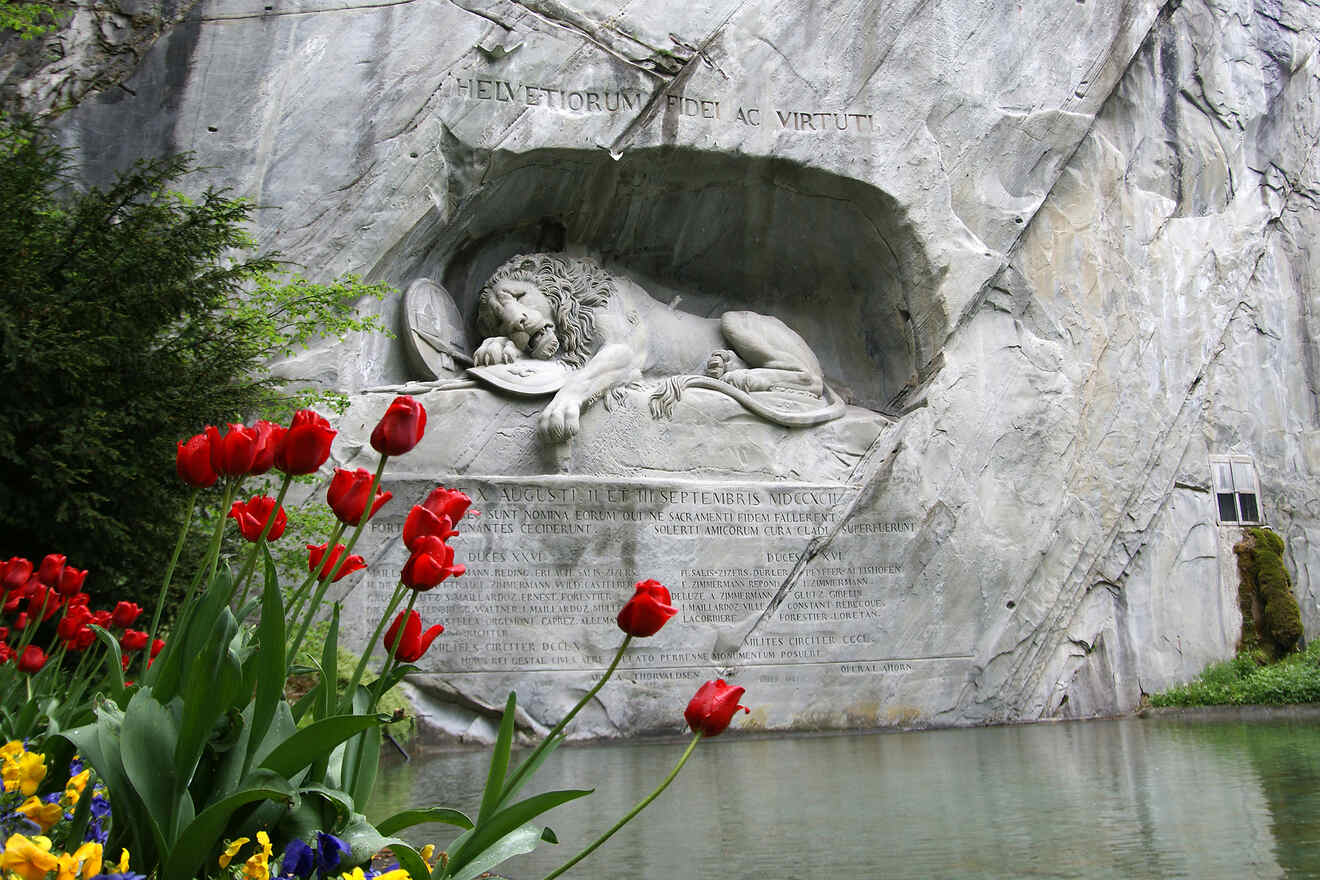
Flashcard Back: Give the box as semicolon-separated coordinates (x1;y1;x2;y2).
0;557;33;592
120;630;150;652
36;554;66;587
176;432;218;488
383;609;444;662
16;645;46;674
55;566;87;596
617;579;678;638
306;543;367;583
370;395;427;456
249;420;287;476
109;601;142;628
400;535;465;591
684;679;749;737
207;423;260;477
327;468;392;527
228;495;288;542
275;410;337;475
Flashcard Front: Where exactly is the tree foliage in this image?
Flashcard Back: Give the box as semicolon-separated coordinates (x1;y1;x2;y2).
0;0;63;40
0;115;389;598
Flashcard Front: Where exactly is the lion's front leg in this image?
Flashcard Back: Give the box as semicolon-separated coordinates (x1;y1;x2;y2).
536;342;644;442
539;387;585;441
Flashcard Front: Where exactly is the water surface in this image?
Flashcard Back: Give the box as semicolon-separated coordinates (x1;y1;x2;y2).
368;717;1320;879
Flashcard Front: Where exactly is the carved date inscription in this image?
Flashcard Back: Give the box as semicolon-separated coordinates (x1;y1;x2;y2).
354;477;937;675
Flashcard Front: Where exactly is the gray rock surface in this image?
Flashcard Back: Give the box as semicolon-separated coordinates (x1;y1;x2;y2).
12;0;1320;738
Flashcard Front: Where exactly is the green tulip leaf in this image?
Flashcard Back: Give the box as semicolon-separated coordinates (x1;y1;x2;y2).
175;608;242;785
376;806;473;837
384;842;432;880
446;823;547;880
501;731;565;808
445;788;591;880
246;549;286;770
161;771;296;880
87;625;125;698
478;691;518;825
120;689;179;849
257;714;385;778
343;721;381;808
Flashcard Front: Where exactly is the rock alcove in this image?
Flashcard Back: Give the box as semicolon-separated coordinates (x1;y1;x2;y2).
374;143;944;415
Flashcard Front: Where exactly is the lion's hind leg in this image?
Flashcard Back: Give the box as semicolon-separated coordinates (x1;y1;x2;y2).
719;311;824;396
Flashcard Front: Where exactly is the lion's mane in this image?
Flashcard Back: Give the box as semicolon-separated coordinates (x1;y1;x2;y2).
476;253;616;368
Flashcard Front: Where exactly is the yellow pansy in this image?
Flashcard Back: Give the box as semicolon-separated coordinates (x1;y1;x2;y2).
2;752;46;797
0;741;25;764
419;845;435;868
113;849;130;873
376;870;410;880
74;842;102;879
219;837;250;869
63;769;90;805
338;868;366;880
15;796;63;833
0;834;59;880
242;831;272;880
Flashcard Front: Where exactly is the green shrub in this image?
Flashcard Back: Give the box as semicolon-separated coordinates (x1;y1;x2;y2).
0;116;388;608
1150;642;1320;707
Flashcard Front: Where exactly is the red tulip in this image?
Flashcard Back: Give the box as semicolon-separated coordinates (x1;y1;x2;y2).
383;609;444;662
120;630;150;652
36;554;65;587
207;423;259;477
617;579;678;638
16;645;45;674
1;557;32;592
66;592;89;607
176;432;218;488
0;642;13;664
109;601;142;628
26;585;61;621
275;410;337;475
67;627;96;652
684;679;749;737
400;535;465;591
403;487;473;551
228;495;288;542
54;565;87;596
249;420;287;476
10;613;28;631
57;604;92;640
370;395;427;456
306;543;366;583
327;468;392;527
150;638;165;658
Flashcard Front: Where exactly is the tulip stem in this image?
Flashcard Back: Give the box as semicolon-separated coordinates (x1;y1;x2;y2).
370;588;418;710
199;479;240;605
232;472;294;607
541;731;703;880
285;521;347;635
143;486;199;677
340;582;408;714
501;635;632;803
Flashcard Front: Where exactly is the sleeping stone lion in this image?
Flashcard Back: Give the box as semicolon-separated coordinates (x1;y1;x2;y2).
471;252;844;442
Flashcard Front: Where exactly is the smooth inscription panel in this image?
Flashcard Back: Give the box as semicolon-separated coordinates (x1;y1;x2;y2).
351;477;969;685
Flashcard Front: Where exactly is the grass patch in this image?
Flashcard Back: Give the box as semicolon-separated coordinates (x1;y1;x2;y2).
1149;641;1320;707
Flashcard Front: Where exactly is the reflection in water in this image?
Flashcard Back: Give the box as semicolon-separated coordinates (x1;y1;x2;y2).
367;718;1320;879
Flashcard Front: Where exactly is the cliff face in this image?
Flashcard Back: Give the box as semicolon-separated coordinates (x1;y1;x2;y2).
11;0;1319;735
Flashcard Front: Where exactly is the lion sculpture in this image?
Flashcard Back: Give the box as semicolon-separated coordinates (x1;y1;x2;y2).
469;252;845;442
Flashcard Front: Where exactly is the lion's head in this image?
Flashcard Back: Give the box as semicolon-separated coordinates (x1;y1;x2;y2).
476;253;616;368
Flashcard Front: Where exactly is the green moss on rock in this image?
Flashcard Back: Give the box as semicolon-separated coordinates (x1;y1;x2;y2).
1234;527;1303;660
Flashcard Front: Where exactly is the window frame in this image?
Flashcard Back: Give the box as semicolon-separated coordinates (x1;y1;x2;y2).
1209;455;1263;525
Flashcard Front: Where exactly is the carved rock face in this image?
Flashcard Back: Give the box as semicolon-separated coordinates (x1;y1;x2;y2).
44;0;1320;737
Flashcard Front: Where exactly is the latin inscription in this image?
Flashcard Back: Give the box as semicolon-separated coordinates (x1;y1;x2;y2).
444;74;874;136
355;478;944;676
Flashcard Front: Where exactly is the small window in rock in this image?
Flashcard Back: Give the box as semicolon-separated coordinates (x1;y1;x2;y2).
1210;456;1262;524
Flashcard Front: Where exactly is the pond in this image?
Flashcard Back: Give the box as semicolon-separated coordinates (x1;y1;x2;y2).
367;714;1320;879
